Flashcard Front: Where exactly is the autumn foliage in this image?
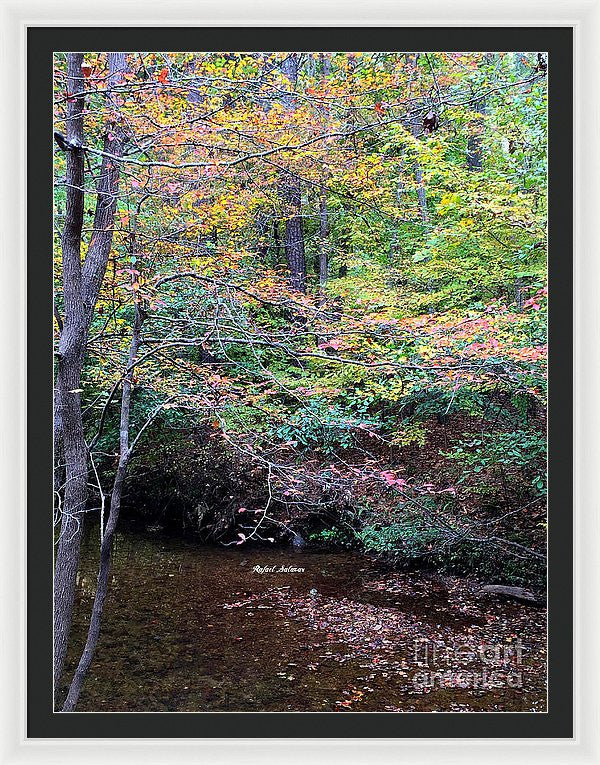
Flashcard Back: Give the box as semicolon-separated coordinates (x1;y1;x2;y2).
53;51;547;583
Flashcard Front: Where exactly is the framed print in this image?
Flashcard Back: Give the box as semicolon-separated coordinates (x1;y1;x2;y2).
1;1;598;763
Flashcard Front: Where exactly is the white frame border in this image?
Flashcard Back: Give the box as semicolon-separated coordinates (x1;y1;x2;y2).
1;1;598;763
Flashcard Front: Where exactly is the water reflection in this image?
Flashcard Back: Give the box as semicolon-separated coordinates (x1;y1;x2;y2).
61;524;546;712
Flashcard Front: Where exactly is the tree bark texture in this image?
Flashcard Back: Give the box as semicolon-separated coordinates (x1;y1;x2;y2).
280;53;307;293
53;52;127;690
318;53;331;294
62;301;144;711
467;54;491;172
404;53;429;224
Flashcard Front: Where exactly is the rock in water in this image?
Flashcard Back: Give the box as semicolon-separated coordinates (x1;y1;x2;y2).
480;584;543;605
291;533;306;551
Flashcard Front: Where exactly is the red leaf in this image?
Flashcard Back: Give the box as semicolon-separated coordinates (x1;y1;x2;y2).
157;68;169;84
81;64;93;78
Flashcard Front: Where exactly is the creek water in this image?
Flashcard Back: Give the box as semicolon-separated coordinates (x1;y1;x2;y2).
62;525;546;712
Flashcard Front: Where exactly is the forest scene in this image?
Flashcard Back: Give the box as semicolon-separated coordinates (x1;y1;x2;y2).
53;50;548;713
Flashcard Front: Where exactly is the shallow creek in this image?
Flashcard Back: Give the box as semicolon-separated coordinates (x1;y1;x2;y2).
62;525;546;712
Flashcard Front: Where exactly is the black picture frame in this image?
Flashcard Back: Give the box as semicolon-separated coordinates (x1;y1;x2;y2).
29;25;573;739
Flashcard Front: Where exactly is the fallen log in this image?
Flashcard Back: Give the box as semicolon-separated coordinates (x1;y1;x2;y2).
479;584;544;605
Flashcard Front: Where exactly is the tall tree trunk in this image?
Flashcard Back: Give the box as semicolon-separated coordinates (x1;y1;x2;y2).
280;53;306;293
283;180;306;292
53;52;88;691
53;394;64;494
256;212;270;261
273;219;282;262
81;55;127;315
403;54;429;224
62;300;144;711
389;173;405;259
467;91;485;171
318;194;329;293
318;53;331;296
414;161;429;223
53;52;127;690
467;54;491;172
